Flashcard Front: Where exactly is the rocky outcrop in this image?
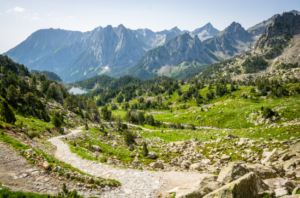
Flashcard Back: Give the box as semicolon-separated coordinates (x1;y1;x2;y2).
204;173;269;198
176;175;220;198
255;12;300;49
217;162;250;184
246;164;277;179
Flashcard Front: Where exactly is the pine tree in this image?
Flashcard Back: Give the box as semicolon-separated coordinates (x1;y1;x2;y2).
6;85;19;107
142;142;149;156
0;99;16;124
52;112;62;128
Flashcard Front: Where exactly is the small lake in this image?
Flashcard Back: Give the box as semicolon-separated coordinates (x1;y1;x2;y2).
69;87;90;95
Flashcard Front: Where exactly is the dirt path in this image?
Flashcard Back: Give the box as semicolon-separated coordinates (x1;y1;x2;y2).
48;127;211;198
0;141;64;195
108;122;230;132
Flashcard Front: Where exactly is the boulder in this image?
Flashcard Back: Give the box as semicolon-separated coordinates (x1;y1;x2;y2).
175;175;219;198
263;178;297;194
217;162;250;184
284;157;300;171
196;115;201;120
190;163;200;171
224;134;239;140
129;144;135;151
274;188;289;197
204;173;269;198
92;145;101;152
289;142;300;152
147;152;158;159
286;171;296;178
246;164;277;179
201;159;212;165
261;148;278;165
280;151;297;161
43;161;50;170
181;160;192;169
220;154;230;161
112;141;119;147
150;161;164;169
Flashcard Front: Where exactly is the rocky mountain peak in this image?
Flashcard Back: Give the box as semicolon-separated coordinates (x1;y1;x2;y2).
256;12;300;49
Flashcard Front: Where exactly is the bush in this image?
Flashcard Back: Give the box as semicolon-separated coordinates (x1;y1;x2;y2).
52;113;62;128
27;131;39;139
123;130;137;146
142;142;149;156
100;156;108;163
263;108;275;119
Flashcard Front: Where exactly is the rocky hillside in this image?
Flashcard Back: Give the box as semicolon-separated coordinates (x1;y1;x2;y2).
128;33;218;80
197;12;300;82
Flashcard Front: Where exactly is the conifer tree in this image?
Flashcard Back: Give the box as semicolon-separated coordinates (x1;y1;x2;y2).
0;99;16;124
142;142;149;156
52;112;62;128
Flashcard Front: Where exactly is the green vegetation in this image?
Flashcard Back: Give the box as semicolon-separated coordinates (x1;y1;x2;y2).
31;70;63;82
0;183;81;198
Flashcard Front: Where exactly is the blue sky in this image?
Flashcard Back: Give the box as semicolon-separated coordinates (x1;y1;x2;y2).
0;0;299;53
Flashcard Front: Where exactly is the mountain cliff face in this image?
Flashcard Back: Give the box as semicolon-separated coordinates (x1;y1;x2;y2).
255;12;300;50
191;23;220;41
128;33;218;80
204;22;254;59
61;25;146;82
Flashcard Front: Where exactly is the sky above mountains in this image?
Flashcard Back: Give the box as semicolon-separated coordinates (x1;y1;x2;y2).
0;0;299;54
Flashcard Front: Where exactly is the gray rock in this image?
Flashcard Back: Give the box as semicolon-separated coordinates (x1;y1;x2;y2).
92;145;101;152
189;163;200;171
147;152;158;159
263;178;297;194
150;161;164;169
217;162;250;184
246;164;277;179
176;175;219;198
224;134;239;140
181;160;192;169
204;173;269;198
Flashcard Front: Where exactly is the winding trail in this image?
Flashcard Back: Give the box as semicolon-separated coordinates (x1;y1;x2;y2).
48;127;211;198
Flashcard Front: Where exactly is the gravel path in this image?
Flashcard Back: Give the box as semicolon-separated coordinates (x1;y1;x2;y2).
48;127;211;198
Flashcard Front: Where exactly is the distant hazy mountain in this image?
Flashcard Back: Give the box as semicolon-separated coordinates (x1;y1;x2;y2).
128;33;218;80
191;23;220;41
60;25;146;83
204;22;255;59
3;22;222;82
3;27;103;73
4;29;85;67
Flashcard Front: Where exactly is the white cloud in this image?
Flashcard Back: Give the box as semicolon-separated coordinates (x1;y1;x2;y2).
7;7;25;13
32;16;39;20
68;16;75;19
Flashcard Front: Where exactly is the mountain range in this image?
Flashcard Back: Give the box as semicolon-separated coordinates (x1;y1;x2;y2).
3;10;299;83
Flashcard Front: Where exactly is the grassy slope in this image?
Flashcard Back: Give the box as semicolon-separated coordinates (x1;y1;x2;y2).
107;83;300;142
